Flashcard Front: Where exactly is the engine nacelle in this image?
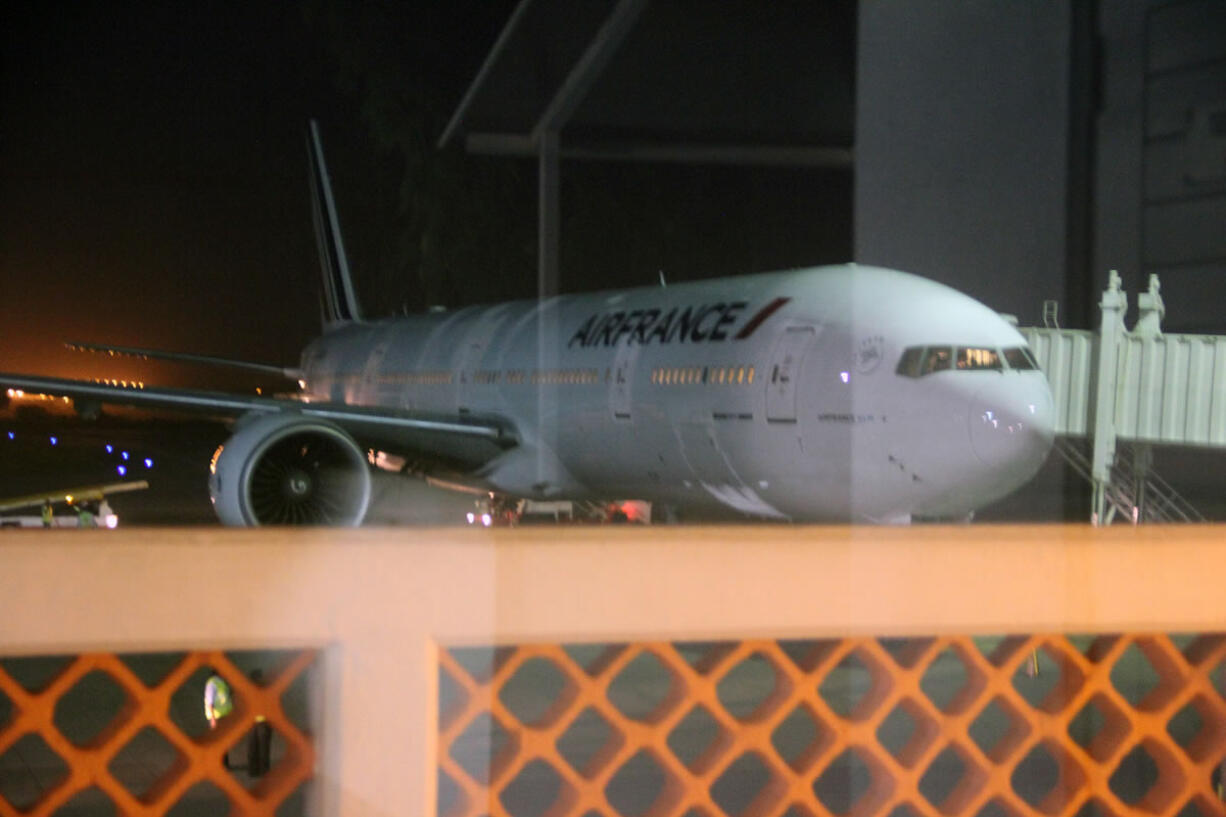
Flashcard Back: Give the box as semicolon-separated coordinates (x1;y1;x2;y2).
208;413;371;526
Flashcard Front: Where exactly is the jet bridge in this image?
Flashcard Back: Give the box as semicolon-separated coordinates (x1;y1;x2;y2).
1019;271;1222;524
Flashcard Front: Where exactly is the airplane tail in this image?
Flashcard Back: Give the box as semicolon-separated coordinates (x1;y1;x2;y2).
307;119;363;327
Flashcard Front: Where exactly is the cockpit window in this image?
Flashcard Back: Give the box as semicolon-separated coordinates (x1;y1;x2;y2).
921;347;953;375
1003;347;1039;370
898;345;1018;376
957;347;1002;371
896;346;953;376
895;346;923;377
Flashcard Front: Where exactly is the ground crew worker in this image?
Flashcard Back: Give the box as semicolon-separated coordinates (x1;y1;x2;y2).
41;500;53;528
204;673;233;729
75;502;95;528
97;499;114;528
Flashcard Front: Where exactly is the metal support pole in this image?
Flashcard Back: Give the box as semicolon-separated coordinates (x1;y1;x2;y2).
536;130;560;485
538;129;560;300
1133;443;1152;523
1090;270;1127;525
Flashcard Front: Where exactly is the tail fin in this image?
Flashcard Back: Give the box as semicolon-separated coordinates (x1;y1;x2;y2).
307;119;363;326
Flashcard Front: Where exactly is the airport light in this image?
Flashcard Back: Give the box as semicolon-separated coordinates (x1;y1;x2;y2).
121;451;129;460
144;458;153;469
104;514;118;529
49;436;58;446
117;465;127;476
105;444;114;453
6;431;13;440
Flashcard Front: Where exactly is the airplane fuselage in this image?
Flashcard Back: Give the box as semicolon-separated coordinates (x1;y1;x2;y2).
299;265;1055;521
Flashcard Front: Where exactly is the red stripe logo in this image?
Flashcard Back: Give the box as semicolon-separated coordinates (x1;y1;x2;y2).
734;297;791;340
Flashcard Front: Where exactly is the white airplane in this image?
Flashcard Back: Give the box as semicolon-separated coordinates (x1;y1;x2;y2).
0;123;1054;526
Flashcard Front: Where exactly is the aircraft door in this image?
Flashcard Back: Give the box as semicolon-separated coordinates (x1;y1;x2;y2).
458;341;484;412
766;326;816;423
359;330;394;405
610;342;640;421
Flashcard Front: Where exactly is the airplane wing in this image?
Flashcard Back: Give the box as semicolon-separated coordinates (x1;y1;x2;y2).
0;372;518;469
64;341;303;379
0;480;149;513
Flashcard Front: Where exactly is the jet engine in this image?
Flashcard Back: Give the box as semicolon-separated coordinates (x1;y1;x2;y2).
208;413;371;526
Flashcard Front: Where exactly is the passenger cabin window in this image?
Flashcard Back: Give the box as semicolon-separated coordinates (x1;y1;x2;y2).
1003;347;1039;370
957;347;1002;371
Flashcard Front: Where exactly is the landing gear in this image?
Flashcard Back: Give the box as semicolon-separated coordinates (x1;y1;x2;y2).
463;496;652;525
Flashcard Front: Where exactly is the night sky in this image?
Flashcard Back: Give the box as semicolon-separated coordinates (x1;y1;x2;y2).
2;1;854;391
0;1;513;388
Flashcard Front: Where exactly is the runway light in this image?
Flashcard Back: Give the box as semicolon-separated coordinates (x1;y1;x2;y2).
116;465;127;476
143;458;153;469
49;436;58;446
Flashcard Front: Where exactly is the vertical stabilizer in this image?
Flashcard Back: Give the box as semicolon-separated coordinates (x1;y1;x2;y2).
307;119;363;326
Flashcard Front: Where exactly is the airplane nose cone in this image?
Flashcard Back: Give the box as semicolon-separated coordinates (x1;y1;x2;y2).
969;377;1055;483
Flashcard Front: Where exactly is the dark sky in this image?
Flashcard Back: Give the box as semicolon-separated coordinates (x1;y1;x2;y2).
0;1;511;387
1;1;855;390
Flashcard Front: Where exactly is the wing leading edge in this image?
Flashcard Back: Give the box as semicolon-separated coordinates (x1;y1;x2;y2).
0;372;518;469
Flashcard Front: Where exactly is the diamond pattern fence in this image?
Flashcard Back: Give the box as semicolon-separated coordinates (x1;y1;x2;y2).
438;635;1226;817
0;649;315;816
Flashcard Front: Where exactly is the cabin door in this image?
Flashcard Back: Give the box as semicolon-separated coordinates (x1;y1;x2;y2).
609;342;639;421
765;326;815;423
359;329;394;405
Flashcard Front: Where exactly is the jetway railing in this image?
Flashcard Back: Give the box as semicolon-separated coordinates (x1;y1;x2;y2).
1019;272;1224;523
5;527;1226;816
1052;438;1205;524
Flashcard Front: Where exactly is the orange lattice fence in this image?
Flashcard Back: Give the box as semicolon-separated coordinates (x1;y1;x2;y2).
0;649;316;816
438;635;1226;817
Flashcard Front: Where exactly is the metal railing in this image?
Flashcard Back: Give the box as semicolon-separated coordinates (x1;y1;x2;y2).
5;526;1226;815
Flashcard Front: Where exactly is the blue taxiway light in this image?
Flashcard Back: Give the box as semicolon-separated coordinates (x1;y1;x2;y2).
105;444;114;454
121;451;129;460
6;431;13;440
144;458;154;469
49;436;58;446
117;465;127;476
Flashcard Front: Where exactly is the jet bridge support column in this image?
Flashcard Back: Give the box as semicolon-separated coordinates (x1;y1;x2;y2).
1127;276;1164;524
1090;271;1126;525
